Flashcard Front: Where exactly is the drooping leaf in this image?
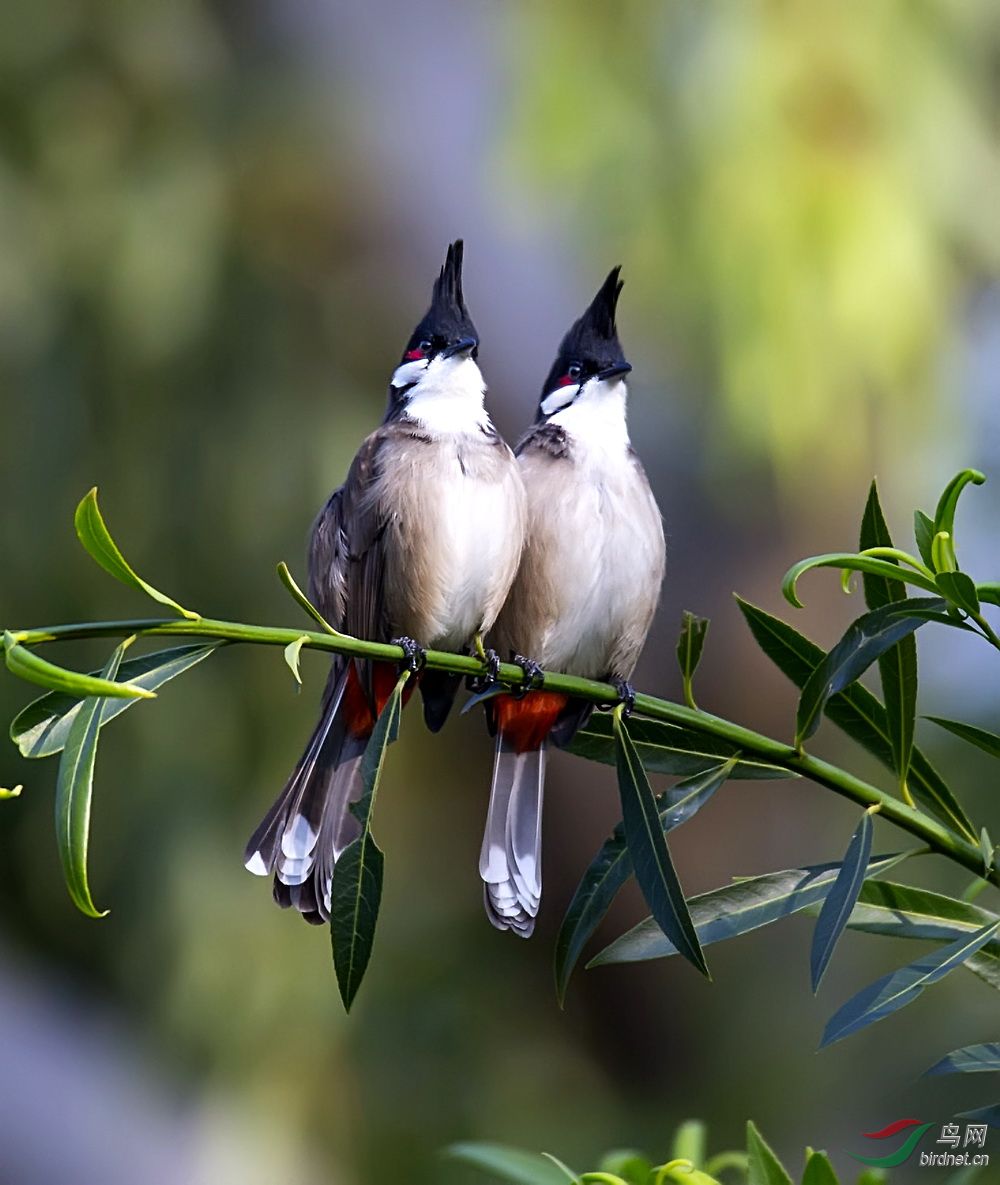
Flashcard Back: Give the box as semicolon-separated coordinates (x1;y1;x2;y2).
933;469;986;542
676;611;709;710
54;640;132;917
74;488;198;619
859;482;917;800
811;810;875;992
283;635;309;691
10;643;219;758
936;571;981;616
554;760;733;1004
925;1044;1000;1077
331;669;408;1010
539;1153;579;1183
796;600;942;746
612;709;708;978
446;1142;577;1185
782;553;938;610
567;714;793;781
820;919;1000;1048
736;598;975;840
4;632;155;702
746;1121;793;1185
801;1150;839;1185
927;717;1000;763
982;828;996;875
590;852;909;966
841;879;1000;991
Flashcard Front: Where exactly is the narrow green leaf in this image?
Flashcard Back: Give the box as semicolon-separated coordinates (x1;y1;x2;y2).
54;641;132;917
676;611;709;710
567;715;793;781
554;760;733;1004
446;1143;576;1185
591;852;908;966
936;571;981;616
842;880;1000;996
746;1122;793;1185
956;1103;1000;1130
276;561;342;635
782;553;938;610
736;597;976;840
914;509;936;570
613;709;709;978
283;635;309;690
820;919;1000;1048
74;488;198;620
977;584;1000;608
670;1121;707;1166
802;1150;839;1185
540;1153;581;1183
596;1151;652;1183
859;481;917;801
926;1043;1000;1077
927;716;1000;762
933;468;986;542
4;632;155;701
331;669;408;1010
10;644;218;759
811;810;875;992
982;827;996;875
796;600;941;747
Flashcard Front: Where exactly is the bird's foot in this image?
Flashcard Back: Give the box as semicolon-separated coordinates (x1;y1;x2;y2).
612;678;636;717
390;636;427;673
467;645;501;693
510;654;545;699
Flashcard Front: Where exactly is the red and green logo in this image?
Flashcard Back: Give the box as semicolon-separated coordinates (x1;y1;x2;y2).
850;1119;935;1168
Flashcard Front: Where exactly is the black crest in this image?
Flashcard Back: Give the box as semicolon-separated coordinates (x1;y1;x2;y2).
403;240;479;360
540;266;627;398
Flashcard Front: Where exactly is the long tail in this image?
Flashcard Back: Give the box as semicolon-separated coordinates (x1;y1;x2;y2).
244;661;399;925
480;737;546;936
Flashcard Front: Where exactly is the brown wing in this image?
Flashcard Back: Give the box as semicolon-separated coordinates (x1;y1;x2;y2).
308;429;393;706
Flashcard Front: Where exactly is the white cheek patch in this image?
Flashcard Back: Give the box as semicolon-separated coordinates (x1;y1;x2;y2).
540;383;581;418
391;358;429;390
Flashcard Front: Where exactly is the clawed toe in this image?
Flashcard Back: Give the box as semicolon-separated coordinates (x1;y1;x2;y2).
467;646;501;693
612;678;636;717
390;636;427;673
511;654;545;699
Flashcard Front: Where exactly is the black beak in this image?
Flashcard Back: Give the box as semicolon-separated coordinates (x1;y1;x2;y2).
442;335;478;359
597;361;632;381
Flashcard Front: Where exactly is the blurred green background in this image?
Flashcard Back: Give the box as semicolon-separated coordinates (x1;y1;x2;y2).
3;2;1000;1182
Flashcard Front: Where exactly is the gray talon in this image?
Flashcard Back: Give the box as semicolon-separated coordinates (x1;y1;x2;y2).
391;636;426;673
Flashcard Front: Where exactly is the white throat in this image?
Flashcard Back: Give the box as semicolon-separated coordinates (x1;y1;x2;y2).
393;354;491;434
548;377;630;456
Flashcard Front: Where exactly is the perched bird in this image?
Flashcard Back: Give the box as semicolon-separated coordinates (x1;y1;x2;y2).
480;267;666;936
246;241;526;923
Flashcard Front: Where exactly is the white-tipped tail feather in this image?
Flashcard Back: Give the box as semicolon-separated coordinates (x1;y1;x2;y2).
479;737;545;936
244;666;365;924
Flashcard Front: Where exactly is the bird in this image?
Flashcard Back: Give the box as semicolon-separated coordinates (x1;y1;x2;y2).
245;241;526;924
479;267;666;936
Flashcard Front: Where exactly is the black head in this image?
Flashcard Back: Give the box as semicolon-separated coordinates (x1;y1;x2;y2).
400;240;479;366
537;266;632;420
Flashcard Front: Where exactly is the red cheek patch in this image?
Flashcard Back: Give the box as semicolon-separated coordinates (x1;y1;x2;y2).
556;374;575;387
404;348;425;361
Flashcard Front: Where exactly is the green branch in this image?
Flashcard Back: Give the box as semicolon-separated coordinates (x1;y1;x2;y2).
6;613;992;885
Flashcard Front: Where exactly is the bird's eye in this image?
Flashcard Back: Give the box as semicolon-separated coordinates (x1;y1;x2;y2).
420;339;433;354
567;363;582;379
